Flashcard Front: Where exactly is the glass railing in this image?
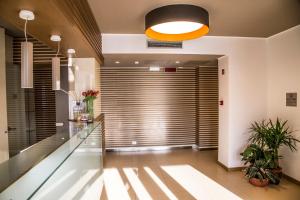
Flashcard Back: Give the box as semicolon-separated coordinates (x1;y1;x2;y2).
0;115;104;200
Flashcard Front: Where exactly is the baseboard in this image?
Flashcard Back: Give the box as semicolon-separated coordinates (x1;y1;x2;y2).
283;173;300;185
106;145;195;152
198;147;218;151
217;161;245;172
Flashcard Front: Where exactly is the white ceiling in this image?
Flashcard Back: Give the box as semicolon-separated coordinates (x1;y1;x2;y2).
88;0;300;37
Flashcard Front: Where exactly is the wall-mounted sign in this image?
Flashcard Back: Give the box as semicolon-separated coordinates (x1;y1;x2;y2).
286;93;297;107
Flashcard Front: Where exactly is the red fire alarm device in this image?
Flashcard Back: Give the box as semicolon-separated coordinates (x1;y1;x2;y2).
219;100;224;106
164;67;177;72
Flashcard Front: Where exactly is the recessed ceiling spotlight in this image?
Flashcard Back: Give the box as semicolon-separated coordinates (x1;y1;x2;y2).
134;61;139;64
175;61;180;64
115;61;120;64
145;4;209;41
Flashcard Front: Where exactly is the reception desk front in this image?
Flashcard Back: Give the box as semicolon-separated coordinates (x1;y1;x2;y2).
0;114;105;200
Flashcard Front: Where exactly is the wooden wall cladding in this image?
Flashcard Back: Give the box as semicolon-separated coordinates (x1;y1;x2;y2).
101;67;197;148
197;67;219;149
33;65;57;142
0;0;103;63
101;66;219;149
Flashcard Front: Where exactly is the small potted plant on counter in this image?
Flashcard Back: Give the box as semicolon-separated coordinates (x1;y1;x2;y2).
82;90;99;122
241;118;299;186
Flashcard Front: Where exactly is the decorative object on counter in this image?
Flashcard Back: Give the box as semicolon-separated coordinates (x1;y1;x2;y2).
80;113;89;122
68;91;83;121
73;101;83;122
82;90;99;122
241;118;299;187
19;10;35;88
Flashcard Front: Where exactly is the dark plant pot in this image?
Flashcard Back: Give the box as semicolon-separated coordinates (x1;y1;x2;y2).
272;167;282;178
249;178;269;187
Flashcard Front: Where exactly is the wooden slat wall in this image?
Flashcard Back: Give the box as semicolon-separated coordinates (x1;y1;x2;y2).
94;63;101;117
198;67;219;148
101;67;196;148
33;65;57;142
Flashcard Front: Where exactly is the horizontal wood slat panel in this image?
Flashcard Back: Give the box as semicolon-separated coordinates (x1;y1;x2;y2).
198;67;219;148
101;67;196;148
34;65;56;142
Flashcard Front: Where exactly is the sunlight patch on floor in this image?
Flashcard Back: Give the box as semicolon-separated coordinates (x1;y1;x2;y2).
161;165;242;200
104;168;130;200
144;167;178;200
123;168;152;200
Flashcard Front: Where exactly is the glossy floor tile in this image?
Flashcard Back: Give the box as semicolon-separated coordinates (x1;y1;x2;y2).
101;149;300;200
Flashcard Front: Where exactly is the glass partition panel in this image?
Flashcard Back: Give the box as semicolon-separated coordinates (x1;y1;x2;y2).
0;121;101;200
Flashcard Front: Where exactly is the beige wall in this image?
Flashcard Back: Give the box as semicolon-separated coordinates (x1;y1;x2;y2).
267;25;300;181
69;58;101;119
0;27;9;163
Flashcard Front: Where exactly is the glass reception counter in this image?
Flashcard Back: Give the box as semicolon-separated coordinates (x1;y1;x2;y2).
0;114;105;200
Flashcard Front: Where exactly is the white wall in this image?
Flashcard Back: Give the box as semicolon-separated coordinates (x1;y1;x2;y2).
218;56;229;166
103;34;268;168
0;27;9;163
69;58;101;120
267;25;300;181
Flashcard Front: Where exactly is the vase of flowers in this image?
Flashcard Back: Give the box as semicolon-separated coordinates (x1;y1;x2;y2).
82;90;99;122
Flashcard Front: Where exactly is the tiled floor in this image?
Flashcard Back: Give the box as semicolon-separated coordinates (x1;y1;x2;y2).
101;149;300;200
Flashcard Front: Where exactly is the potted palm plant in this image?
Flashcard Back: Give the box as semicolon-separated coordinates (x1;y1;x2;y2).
241;118;299;186
248;119;299;178
244;159;279;187
241;144;279;186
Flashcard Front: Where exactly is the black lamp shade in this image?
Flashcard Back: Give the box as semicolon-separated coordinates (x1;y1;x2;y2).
145;4;209;41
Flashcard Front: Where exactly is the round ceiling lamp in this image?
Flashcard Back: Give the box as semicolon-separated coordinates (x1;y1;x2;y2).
145;4;209;41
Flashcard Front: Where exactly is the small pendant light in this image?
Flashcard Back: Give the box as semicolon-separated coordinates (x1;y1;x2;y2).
67;48;76;67
19;10;35;88
67;49;76;91
50;35;62;90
